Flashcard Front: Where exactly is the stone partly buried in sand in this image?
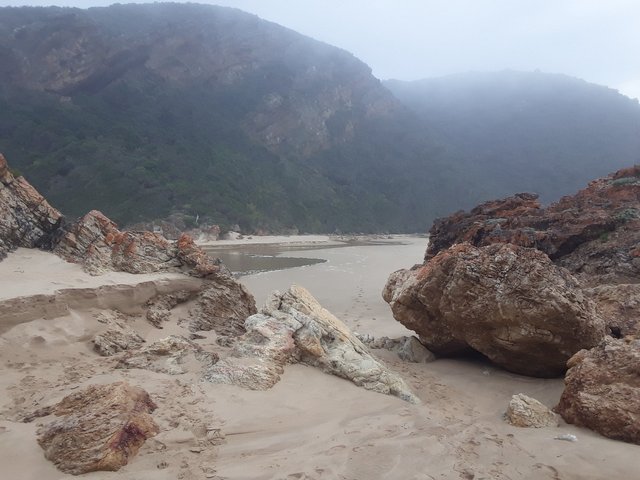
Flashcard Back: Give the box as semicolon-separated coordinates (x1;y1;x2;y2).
556;337;640;445
206;285;419;403
31;382;159;475
505;393;558;428
117;335;219;375
384;242;605;377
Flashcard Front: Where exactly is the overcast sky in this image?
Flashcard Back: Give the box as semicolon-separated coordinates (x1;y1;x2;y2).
1;0;639;100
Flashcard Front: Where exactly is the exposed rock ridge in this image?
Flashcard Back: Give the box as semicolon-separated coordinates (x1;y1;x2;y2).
0;153;64;259
206;285;419;403
426;165;640;286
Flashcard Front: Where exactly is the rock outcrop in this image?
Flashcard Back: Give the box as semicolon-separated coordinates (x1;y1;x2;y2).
384;243;605;377
505;393;558;428
93;318;145;356
34;382;159;474
54;210;226;277
556;337;640;444
0;153;64;259
117;335;219;375
186;275;258;337
385;166;640;377
206;285;419;403
586;284;640;337
425;166;640;286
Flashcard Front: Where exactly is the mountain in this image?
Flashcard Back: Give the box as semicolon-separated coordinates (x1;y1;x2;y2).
1;5;639;233
0;3;457;233
385;71;640;203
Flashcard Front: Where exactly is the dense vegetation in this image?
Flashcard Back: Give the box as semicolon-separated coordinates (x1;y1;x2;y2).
1;5;639;233
386;71;640;203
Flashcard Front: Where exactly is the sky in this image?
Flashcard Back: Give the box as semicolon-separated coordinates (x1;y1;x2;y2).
1;0;639;100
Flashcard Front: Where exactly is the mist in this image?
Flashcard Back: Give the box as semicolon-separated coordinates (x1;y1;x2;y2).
1;0;638;99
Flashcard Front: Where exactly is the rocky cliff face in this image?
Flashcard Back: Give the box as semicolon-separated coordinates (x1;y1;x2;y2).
0;153;64;259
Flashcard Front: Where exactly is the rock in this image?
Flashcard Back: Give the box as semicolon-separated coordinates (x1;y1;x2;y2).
0;153;64;259
93;320;145;356
117;335;219;375
556;337;640;444
145;290;194;328
206;285;419;403
357;334;435;363
54;211;226;277
187;276;257;336
34;382;159;475
383;243;605;377
505;393;558;428
586;284;640;337
425;166;640;286
397;336;436;363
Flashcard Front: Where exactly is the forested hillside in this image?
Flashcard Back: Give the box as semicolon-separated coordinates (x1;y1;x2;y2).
386;71;640;203
1;5;638;233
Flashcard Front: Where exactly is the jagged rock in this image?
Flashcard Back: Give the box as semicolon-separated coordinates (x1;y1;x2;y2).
117;335;218;375
54;210;226;277
357;334;435;363
34;382;159;475
384;243;605;377
586;284;640;337
556;337;640;444
0;153;64;259
93;320;145;356
426;166;640;286
187;276;257;336
145;290;194;328
206;285;419;403
505;393;558;428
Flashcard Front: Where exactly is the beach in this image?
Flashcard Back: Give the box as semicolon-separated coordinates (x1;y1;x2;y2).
0;235;636;480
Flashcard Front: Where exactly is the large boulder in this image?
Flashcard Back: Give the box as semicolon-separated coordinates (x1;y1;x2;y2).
383;243;605;377
206;285;419;403
34;382;159;474
556;337;640;444
0;153;64;259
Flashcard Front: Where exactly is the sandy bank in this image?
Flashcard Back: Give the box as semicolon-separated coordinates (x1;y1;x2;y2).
0;239;637;479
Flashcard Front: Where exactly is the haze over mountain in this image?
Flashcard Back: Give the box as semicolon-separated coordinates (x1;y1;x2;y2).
1;3;639;232
386;71;640;203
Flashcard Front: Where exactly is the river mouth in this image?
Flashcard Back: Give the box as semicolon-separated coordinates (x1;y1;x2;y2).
203;250;326;276
202;237;411;275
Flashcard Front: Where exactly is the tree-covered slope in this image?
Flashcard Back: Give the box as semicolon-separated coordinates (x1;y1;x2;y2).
385;71;640;203
0;3;462;232
1;5;639;233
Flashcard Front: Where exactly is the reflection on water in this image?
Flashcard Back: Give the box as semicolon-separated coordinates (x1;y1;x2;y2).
202;250;326;275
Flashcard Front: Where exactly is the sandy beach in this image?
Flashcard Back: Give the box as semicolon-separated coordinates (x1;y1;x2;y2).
0;236;637;480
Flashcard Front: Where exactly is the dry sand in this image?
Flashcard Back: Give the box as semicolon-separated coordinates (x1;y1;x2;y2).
0;238;637;480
